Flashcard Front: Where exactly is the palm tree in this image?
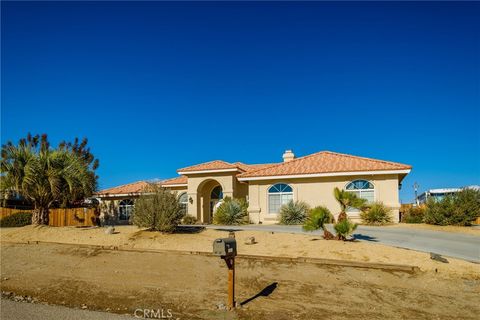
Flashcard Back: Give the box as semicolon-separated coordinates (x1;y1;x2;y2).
333;187;367;222
1;134;98;225
303;206;335;239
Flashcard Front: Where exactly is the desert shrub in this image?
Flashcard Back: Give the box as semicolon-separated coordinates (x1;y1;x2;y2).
279;200;309;225
303;206;335;239
131;184;184;232
424;189;480;226
213;197;248;225
303;206;334;231
333;219;358;240
401;206;425;224
0;212;32;227
182;215;198;225
360;202;393;225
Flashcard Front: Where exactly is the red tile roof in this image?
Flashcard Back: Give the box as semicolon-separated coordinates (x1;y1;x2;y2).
96;181;149;195
161;176;188;186
238;151;411;178
177;160;239;173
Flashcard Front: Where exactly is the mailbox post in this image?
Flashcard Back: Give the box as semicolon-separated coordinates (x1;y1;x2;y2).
213;237;237;309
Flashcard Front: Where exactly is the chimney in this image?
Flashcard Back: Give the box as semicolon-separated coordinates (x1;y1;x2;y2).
282;150;295;162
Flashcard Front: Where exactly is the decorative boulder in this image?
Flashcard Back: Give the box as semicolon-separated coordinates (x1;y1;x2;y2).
105;226;115;235
244;236;256;245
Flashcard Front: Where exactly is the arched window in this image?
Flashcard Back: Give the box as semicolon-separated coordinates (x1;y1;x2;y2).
118;199;134;220
211;186;223;200
345;180;375;203
178;192;188;214
268;183;293;214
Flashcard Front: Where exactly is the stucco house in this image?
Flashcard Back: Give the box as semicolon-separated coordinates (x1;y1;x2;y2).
96;150;411;224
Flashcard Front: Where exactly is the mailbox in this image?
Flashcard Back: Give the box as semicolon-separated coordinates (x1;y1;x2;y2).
213;238;237;258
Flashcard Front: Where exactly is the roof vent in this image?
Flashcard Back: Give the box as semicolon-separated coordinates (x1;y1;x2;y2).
282;150;295;163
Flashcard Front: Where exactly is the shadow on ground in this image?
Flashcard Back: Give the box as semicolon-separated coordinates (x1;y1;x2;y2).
175;226;206;234
240;282;278;306
352;234;378;242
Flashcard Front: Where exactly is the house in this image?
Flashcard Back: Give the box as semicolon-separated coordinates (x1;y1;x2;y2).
95;150;411;224
417;185;480;204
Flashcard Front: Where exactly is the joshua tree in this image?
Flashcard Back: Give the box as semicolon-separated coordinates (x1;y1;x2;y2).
333;187;367;222
1;133;99;225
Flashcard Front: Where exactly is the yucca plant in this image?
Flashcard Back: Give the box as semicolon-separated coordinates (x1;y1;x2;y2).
279;200;309;225
303;206;335;239
213;197;249;225
334;219;358;241
360;202;393;225
333;187;367;222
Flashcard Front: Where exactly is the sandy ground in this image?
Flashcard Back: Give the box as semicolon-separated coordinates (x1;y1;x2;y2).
1;225;478;279
1;242;479;320
390;223;480;236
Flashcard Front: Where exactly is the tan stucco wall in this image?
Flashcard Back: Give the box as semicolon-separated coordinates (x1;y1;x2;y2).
183;172;237;223
247;174;401;224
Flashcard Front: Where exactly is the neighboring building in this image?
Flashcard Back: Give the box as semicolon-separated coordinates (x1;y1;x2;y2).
95;150;411;224
417;185;480;204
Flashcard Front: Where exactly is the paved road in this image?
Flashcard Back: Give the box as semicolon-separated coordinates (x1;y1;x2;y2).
0;300;134;320
203;224;480;263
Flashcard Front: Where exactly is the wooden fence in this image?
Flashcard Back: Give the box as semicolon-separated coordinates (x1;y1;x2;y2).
0;207;98;227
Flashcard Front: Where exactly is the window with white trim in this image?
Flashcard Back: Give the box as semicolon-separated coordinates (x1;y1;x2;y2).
345;180;375;203
118;199;134;220
179;192;188;214
268;183;293;214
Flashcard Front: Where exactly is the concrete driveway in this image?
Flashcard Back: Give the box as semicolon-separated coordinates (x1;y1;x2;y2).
204;224;480;263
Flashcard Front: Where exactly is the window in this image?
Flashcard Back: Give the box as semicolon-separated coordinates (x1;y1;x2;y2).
211;186;223;200
118;199;134;220
268;183;293;214
179;192;188;214
345;180;375;203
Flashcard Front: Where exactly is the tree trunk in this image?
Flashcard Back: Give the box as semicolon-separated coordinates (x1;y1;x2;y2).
337;211;347;222
323;229;335;240
32;207;49;225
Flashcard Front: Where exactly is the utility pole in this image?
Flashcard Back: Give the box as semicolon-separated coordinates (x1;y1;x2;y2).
413;182;419;206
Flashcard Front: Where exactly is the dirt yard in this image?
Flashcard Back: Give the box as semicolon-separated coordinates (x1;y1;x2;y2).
1;225;478;279
1;241;479;320
391;223;480;236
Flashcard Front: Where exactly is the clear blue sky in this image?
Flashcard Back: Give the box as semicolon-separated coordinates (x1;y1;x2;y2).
2;1;479;202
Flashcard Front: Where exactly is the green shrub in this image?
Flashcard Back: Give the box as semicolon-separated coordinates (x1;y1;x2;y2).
401;206;425;224
360;202;393;225
213;197;248;225
279;200;309;225
0;212;32;227
131;184;185;232
333;219;358;240
303;206;334;231
303;206;335;239
182;215;198;225
424;189;480;226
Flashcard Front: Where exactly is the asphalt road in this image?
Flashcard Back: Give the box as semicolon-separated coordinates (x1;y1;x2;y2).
205;224;480;263
0;300;134;320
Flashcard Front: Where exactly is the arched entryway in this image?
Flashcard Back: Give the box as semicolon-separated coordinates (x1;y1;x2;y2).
197;179;223;223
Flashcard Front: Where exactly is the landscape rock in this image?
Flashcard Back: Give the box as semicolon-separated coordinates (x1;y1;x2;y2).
244;236;256;245
105;226;115;235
